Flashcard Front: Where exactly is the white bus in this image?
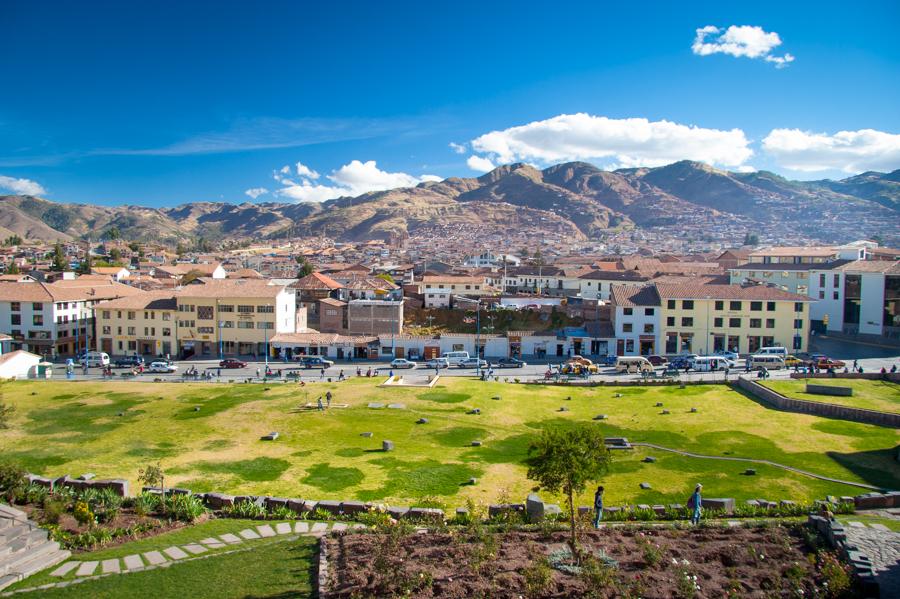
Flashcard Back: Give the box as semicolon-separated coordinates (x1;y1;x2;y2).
749;355;785;370
615;356;654;374
757;346;788;357
691;356;732;372
442;351;470;366
80;351;110;367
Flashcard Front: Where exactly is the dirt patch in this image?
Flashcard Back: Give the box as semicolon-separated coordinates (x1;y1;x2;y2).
325;524;856;598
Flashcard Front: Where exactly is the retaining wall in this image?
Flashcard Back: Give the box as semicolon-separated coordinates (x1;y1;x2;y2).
789;372;900;382
808;515;879;596
734;377;900;428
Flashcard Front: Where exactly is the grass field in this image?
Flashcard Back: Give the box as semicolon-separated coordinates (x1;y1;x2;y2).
762;378;900;414
1;378;898;510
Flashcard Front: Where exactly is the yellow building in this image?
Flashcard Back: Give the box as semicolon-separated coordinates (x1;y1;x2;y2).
655;283;810;355
96;292;178;357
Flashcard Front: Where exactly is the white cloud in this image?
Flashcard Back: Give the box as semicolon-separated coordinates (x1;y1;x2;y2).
273;159;441;202
244;187;269;199
466;155;496;173
762;128;900;173
0;175;46;196
469;113;752;169
735;165;757;173
449;142;467;154
692;25;794;68
295;162;320;179
279;165;291;174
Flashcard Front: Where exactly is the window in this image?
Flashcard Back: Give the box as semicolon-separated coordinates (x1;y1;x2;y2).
794;302;804;313
162;312;171;321
682;300;694;310
625;339;634;353
818;290;825;299
219;304;234;312
643;323;654;334
666;316;675;326
10;314;21;325
729;301;742;310
162;328;171;337
144;327;149;336
767;302;776;312
713;317;723;327
644;308;654;316
794;319;803;329
793;334;802;350
128;340;136;351
32;314;43;326
819;274;826;287
32;302;43;311
257;321;274;330
10;302;19;312
714;300;724;310
237;321;254;329
833;291;839;300
623;307;633;315
729;318;741;328
102;310;111;319
667;300;676;309
197;306;214;320
117;326;122;335
127;326;136;335
221;321;233;328
238;305;254;313
465;285;471;290
198;327;215;334
257;305;274;313
681;317;694;327
750;301;762;311
833;274;840;287
102;325;111;335
765;319;775;328
622;323;633;333
127;311;136;320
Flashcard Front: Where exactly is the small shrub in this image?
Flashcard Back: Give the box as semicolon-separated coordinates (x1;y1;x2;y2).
818;552;851;598
675;563;700;598
270;505;297;520
73;500;95;527
579;552;617;597
637;533;664;568
522;553;553;598
0;460;26;502
165;494;205;522
132;492;160;518
24;483;49;505
310;507;333;521
41;499;66;525
223;500;267;519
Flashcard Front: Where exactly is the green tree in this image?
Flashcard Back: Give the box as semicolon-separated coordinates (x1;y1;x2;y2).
295;256;314;278
108;248;122;263
138;462;166;515
5;261;20;275
128;241;141;253
525;425;612;553
175;242;189;256
76;252;92;274
743;232;759;246
51;242;68;271
3;235;22;247
103;226;120;240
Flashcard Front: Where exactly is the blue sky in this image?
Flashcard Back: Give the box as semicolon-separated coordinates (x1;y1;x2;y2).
1;0;899;206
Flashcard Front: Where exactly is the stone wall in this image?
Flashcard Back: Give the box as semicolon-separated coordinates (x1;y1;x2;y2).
806;383;853;397
734;377;900;428
808;515;879;596
789;372;900;382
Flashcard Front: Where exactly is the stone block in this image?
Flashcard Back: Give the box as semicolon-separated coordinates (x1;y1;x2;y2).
526;493;546;523
405;507;444;523
92;479;129;496
317;500;341;515
593;414;608;420
387;506;409;519
382;440;394;451
471;440;482;447
264;497;289;511
78;473;96;481
204;493;235;509
360;432;373;437
261;432;279;441
340;500;367;515
701;498;735;514
416;418;428;424
639;482;651;490
643;456;657;463
27;474;54;489
652;505;666;515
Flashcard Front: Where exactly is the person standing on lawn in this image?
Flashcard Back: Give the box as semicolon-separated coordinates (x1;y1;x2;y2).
593;485;604;528
688;483;703;525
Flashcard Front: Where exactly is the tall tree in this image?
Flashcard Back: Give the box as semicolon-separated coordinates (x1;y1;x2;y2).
51;242;68;271
525;425;611;553
5;261;20;275
296;256;314;278
76;252;92;274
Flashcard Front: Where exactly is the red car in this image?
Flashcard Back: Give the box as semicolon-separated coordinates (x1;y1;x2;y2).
218;359;247;369
647;355;668;366
814;358;845;370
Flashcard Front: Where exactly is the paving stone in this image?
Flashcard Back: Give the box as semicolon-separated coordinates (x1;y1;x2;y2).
257;524;277;537
199;537;221;545
239;528;261;540
219;533;242;544
871;523;891;532
75;561;99;576
143;551;167;566
101;559;121;574
351;523;366;529
311;522;328;532
123;555;145;570
163;546;189;560
332;522;347;531
275;522;292;534
183;544;208;555
727;521;741;527
849;521;866;528
294;521;310;533
50;562;79;577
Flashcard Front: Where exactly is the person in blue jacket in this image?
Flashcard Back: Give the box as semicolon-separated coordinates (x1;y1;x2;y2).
688;483;703;525
593;485;604;528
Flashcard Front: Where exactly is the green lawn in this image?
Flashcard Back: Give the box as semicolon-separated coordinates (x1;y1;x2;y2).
15;536;316;598
762;379;900;414
1;378;898;512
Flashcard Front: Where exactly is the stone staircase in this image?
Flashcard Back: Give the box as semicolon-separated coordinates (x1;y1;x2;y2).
0;504;70;591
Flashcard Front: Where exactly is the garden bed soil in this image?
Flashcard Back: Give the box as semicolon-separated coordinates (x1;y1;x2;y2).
18;503;203;552
325;524;855;598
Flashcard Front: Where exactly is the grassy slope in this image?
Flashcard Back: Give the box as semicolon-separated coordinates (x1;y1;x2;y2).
17;536;316;598
1;379;898;510
761;379;900;415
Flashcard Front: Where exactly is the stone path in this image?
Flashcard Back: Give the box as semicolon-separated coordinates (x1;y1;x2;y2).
43;521;363;584
845;523;900;598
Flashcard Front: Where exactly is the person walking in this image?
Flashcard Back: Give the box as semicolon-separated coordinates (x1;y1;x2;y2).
339;369;345;381
325;390;332;408
256;367;261;379
853;359;859;370
688;484;703;525
316;396;324;411
356;367;362;377
320;367;325;380
593;485;604;529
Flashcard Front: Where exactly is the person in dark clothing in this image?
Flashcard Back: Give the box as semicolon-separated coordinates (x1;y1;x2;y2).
593;486;604;528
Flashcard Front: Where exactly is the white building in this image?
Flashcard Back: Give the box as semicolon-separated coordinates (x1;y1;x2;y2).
0;350;42;379
809;260;900;338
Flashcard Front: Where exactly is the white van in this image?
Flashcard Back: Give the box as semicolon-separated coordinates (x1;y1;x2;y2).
757;346;787;357
442;351;470;366
615;356;654;374
749;355;785;370
81;351;110;367
691;356;732;372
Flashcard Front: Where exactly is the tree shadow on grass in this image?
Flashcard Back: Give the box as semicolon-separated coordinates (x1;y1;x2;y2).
302;462;364;492
826;447;900;491
356;457;480;501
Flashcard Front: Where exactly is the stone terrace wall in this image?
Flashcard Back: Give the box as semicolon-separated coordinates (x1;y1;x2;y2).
789;372;900;382
734;377;900;428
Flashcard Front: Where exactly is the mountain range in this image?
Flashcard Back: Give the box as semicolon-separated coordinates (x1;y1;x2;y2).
1;161;898;244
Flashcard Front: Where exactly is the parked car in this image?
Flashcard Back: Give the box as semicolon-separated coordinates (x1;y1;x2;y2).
114;355;144;368
669;354;698;369
425;357;450;369
814;358;846;370
784;355;804;367
599;355;618;366
296;356;334;369
714;350;740;362
80;351;110;367
218;358;247;369
458;358;488;369
647;355;668;366
495;357;526;368
148;361;177;373
390;358;417;369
